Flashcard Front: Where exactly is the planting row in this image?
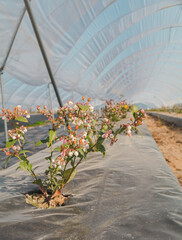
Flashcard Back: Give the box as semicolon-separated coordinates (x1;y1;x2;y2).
0;98;145;208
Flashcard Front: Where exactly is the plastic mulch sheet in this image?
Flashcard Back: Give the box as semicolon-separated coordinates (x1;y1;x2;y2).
0;123;182;240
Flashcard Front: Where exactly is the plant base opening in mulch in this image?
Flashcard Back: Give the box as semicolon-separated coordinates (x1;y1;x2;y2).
25;190;71;209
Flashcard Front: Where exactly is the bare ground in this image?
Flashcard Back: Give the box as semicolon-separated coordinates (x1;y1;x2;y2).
145;114;182;186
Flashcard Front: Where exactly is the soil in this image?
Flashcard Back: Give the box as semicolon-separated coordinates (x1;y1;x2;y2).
145;114;182;186
25;192;69;209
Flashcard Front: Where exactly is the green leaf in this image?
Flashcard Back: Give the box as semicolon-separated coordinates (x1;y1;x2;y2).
54;180;64;191
63;168;77;183
45;156;51;160
5;156;11;168
63;143;69;148
33;166;39;171
78;148;85;157
33;179;43;187
132;105;139;114
99;144;106;157
35;138;48;146
19;161;29;171
27;164;33;171
111;115;120;122
103;124;108;131
96;136;104;147
136;127;143;138
24;141;34;145
92;119;97;125
46;142;51;148
53;147;61;152
87;134;94;147
27;121;46;127
57;180;63;185
6;139;17;148
49;130;57;143
78;104;89;112
19;150;31;155
15;116;28;123
20;155;27;161
35;140;44;146
114;128;123;138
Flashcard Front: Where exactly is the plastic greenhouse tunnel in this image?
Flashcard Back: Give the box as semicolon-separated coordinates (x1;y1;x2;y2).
0;0;182;239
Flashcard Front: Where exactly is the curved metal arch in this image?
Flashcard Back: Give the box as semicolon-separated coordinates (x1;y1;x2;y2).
50;91;74;105
23;84;49;104
128;89;181;105
89;24;182;90
7;83;32;103
54;0;182;75
81;20;182;82
52;0;116;75
112;70;182;96
52;41;181;97
106;57;182;93
84;45;170;89
107;48;182;90
107;61;182;95
3;77;19;87
36;1;99;52
50;89;70;103
50;88;83;106
87;39;182;90
124;88;173;105
88;40;182;94
111;91;165;108
111;73;182;102
77;12;182;82
123;81;176;99
27;86;50;106
88;58;182;101
67;59;181;103
107;88;175;108
123;84;171;102
104;71;182;102
125;91;166;107
33;87;69;107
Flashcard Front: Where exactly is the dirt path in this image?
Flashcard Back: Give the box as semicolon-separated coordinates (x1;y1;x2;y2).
145;114;182;186
148;111;182;118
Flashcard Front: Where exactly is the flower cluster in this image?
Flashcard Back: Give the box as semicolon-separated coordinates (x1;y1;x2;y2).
0;105;30;121
2;145;21;157
102;130;118;146
0;106;30;167
36;105;58;128
8;125;27;140
131;108;146;127
120;108;146;137
0;98;145;208
52;131;90;170
57;97;97;131
102;99;130;122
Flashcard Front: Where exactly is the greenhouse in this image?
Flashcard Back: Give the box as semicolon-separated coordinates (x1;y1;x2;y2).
0;0;182;239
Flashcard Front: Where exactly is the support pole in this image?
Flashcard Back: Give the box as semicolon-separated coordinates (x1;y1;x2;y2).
48;83;54;120
0;72;8;142
0;7;27;72
0;6;27;144
24;0;63;108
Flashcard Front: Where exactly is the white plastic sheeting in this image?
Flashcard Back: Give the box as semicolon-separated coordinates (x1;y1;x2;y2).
1;0;182;109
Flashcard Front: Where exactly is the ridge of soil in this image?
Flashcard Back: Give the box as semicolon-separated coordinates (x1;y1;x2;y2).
145;114;182;186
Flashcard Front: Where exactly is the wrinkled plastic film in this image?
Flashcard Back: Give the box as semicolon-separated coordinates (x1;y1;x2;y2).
0;124;182;239
0;0;182;108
